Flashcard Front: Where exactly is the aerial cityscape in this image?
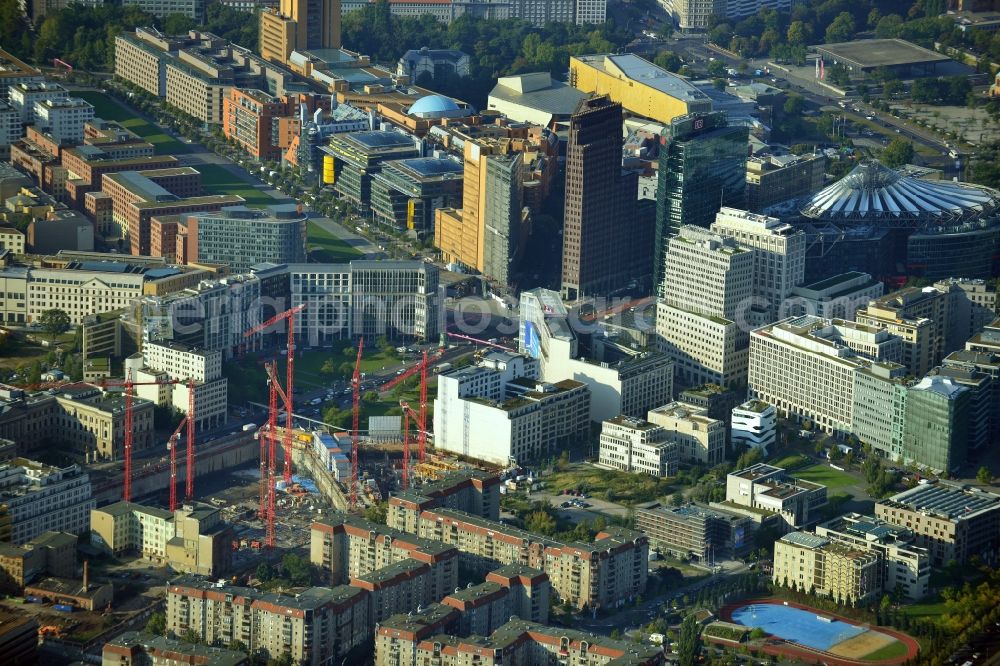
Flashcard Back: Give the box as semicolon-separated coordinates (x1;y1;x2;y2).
0;0;998;664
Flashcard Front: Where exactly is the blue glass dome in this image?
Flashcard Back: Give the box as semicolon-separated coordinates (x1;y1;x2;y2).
408;95;464;119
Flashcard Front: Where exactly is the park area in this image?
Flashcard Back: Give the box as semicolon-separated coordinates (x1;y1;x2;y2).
791;463;858;489
72;91;190;155
195;164;285;208
307;222;364;263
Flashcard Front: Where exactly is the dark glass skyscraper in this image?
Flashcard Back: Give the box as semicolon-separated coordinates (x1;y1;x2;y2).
654;112;748;295
561;95;646;301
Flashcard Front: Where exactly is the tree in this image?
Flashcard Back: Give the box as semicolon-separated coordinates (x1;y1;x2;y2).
364;501;388;524
281;553;312;586
977;466;993;485
707;59;727;77
677;614;701;666
39;309;70;341
145;611;166;635
786;20;809;45
825;12;856;44
525;510;557;535
268;653;296;666
27;360;41;385
882;137;915;167
256;562;276;582
320;358;337;375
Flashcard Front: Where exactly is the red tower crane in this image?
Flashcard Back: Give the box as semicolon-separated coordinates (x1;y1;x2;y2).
102;372;178;503
379;348;442;393
418;350;429;462
166;415;189;512
185;378;195;500
400;401;411;490
350;337;364;509
243;304;305;484
262;362;288;548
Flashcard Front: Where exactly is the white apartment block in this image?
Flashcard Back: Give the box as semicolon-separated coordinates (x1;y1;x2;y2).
434;365;589;466
9;81;67;124
749;315;903;434
731;399;777;453
132;341;228;432
0;101;22;159
122;0;205;20
647;401;726;465
710;207;806;323
725;463;827;529
599;415;678;477
519;288;673;422
33;97;95;144
574;0;606;23
0;460;94;544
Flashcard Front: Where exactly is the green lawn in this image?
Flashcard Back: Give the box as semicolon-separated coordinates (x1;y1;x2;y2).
307;221;364;263
195;163;283;208
899;597;948;621
768;453;810;471
792;463;857;488
73;91;190;155
861;639;910;661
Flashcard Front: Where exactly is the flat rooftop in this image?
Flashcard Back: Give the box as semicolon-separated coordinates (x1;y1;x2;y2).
881;483;1000;521
573;53;710;104
815;39;950;70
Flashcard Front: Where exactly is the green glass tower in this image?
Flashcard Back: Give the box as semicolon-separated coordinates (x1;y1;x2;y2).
903;375;970;473
654;112;748;295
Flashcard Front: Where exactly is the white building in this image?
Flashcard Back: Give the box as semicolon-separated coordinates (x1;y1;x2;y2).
710;207;805;323
434;352;590;465
33;97;94;144
9;81;67;124
646;401;726;465
0;459;94;544
131;341;228;433
657;226;754;389
749;315;903;434
519;288;673;422
730;399;776;454
599;416;678;477
725;463;827;529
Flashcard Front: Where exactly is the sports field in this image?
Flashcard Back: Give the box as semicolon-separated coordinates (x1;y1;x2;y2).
72;91;190;155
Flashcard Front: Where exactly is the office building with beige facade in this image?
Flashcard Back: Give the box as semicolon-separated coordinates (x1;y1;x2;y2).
773;531;881;606
815;513;930;601
90;501;233;576
260;0;341;66
0;531;76;592
646;401;726;465
749;315;903;435
598;415;678;477
875;482;1000;566
167;575;369;666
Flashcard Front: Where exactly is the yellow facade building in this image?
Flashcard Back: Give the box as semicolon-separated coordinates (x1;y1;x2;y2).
260;0;341;66
569;54;711;124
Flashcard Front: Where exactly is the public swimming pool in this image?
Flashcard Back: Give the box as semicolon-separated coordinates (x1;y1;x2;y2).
730;603;866;651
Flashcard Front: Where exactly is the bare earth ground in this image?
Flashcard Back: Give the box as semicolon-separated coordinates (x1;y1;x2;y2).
831;630;896;659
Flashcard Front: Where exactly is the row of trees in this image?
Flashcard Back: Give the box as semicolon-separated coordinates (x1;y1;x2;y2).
340;1;629;107
0;0;258;72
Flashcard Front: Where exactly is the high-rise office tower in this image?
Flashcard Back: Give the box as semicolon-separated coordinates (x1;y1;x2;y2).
654;112;748;295
561;95;646;301
482;152;526;288
260;0;341;66
656;225;755;389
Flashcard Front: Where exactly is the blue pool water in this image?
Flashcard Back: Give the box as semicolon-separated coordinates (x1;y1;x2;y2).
730;603;865;651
